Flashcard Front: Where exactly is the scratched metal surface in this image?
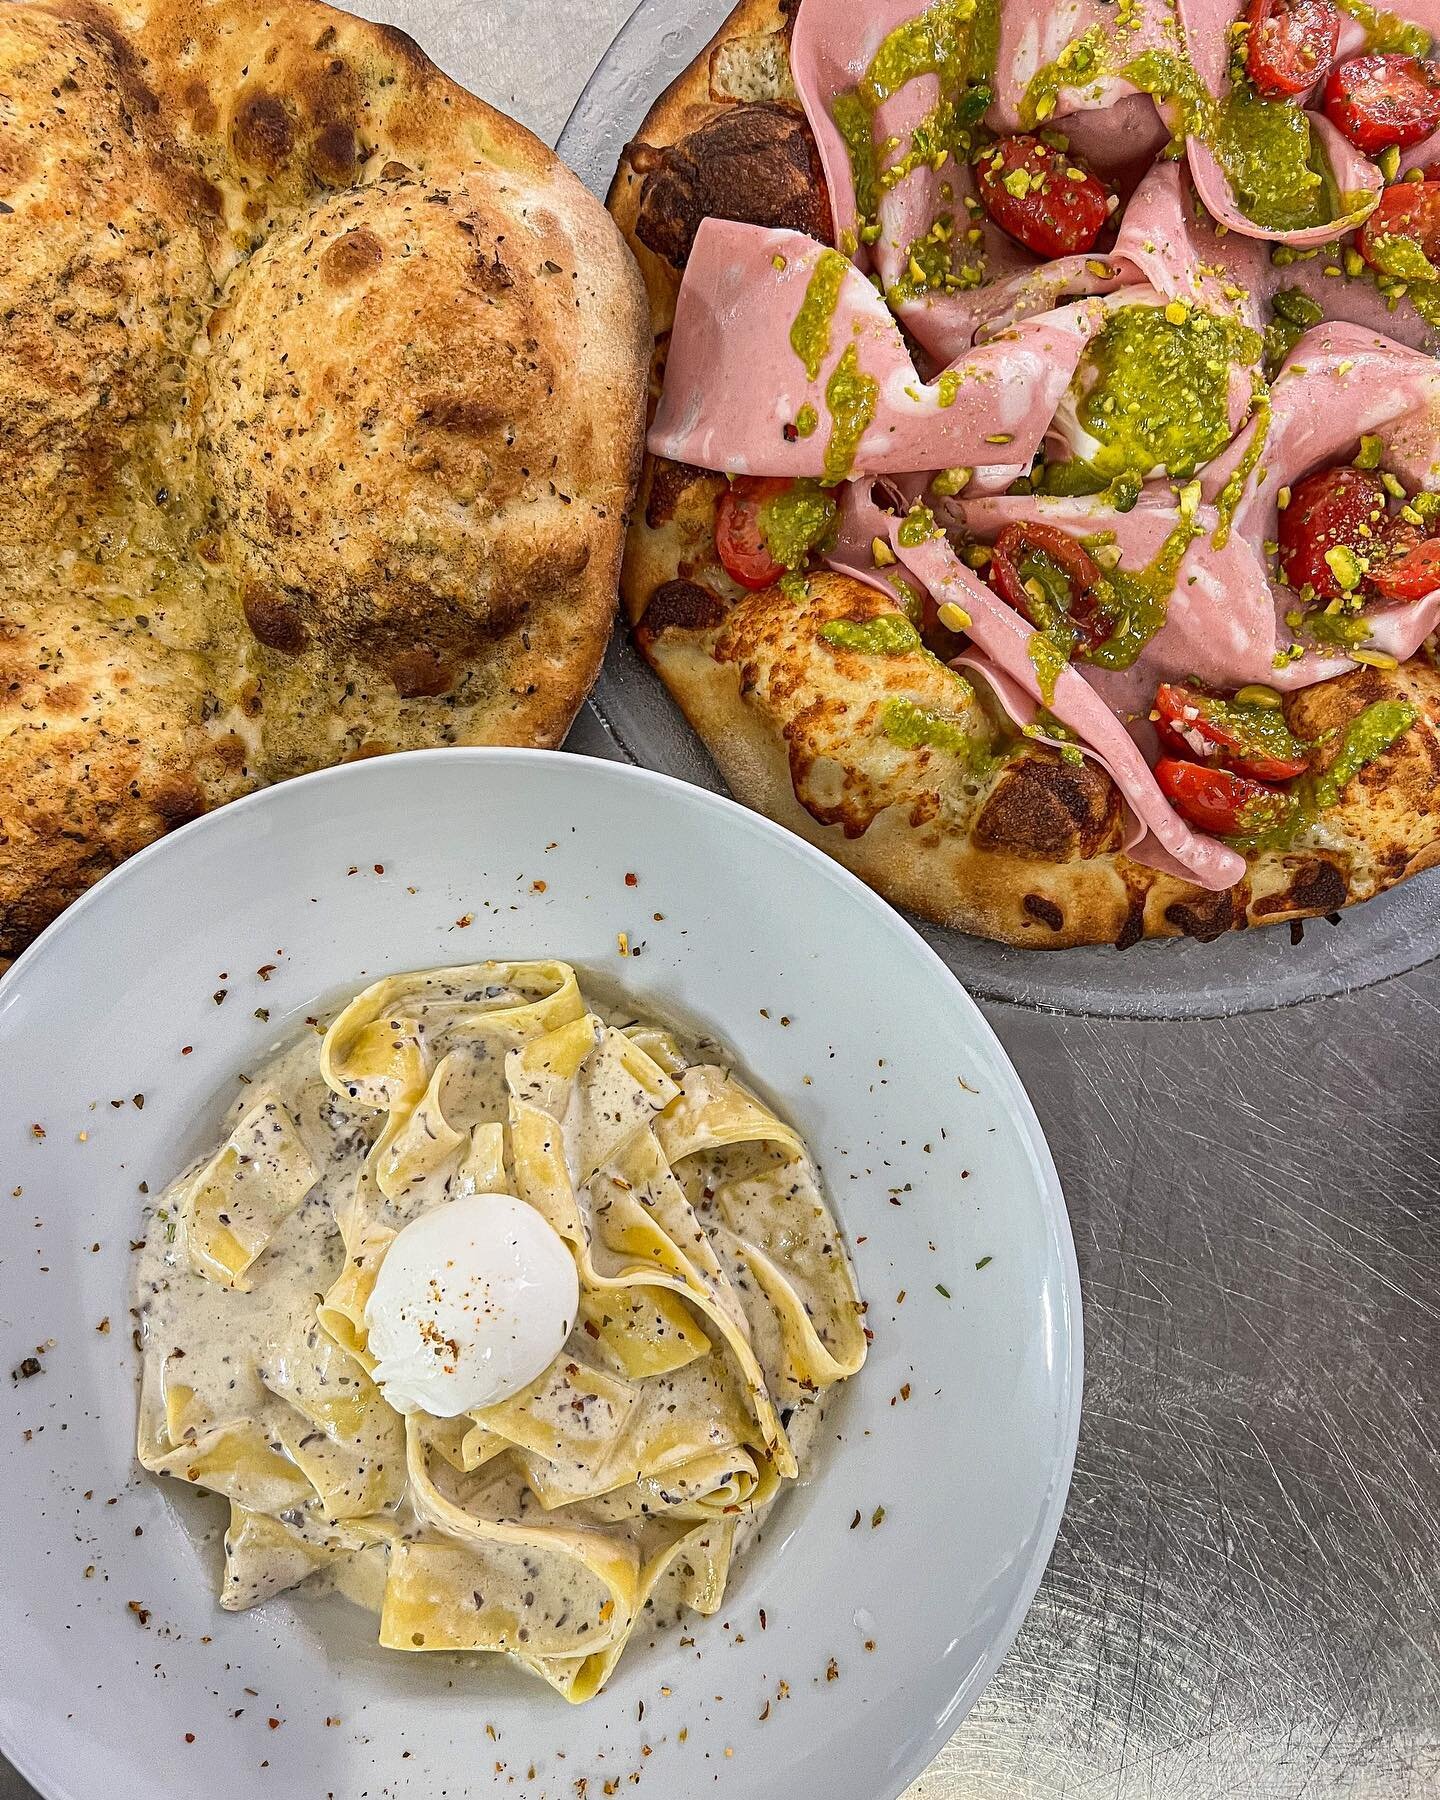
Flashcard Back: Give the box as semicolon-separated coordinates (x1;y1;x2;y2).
4;2;1439;1797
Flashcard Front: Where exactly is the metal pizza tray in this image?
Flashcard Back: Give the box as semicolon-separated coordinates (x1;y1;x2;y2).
557;0;1440;1020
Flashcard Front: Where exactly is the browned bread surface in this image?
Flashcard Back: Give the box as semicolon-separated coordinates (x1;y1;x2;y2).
0;0;650;958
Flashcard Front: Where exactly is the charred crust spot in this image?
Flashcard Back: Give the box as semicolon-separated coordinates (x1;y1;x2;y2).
150;775;205;827
637;580;727;642
1163;889;1238;942
320;225;384;286
1254;857;1349;917
418;394;503;437
1114;879;1148;950
387;647;454;699
242;587;309;655
645;458;714;529
634;103;833;268
972;753;1124;860
312;119;359;187
1022;893;1064;932
232;89;295;172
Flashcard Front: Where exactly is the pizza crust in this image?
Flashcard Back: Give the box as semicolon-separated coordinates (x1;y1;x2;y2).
0;0;649;959
607;0;1440;948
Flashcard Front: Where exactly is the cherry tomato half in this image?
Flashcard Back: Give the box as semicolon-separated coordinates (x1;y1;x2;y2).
986;522;1113;653
1247;0;1341;98
1154;758;1294;836
975;136;1114;259
1277;464;1388;598
1356;178;1440;275
1153;683;1311;782
1323;53;1440;152
714;477;791;591
1371;527;1440;600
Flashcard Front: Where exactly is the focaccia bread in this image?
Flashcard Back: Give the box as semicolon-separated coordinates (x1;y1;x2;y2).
0;0;649;959
607;0;1440;949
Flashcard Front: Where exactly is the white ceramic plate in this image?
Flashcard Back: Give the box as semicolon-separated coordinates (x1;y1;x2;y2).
0;749;1079;1800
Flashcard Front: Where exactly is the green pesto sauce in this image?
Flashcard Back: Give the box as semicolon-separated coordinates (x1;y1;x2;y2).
820;613;924;654
1088;511;1204;669
1027;630;1072;707
1296;605;1373;648
1213;84;1335;234
891;575;925;625
1263;288;1324;376
794;403;819;439
758;479;838;571
832;91;879;225
1359;229;1440;284
822;344;879;484
897;501;941;547
880;695;985;761
1070;305;1261;487
789;250;850;383
1212;391;1271;548
1019;24;1107;127
860;0;976;106
1332;0;1431;54
1314;699;1418;806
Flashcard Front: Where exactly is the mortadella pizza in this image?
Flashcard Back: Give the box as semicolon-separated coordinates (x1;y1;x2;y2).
608;0;1440;948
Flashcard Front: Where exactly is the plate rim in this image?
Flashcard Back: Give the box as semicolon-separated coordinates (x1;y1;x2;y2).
0;745;1082;1800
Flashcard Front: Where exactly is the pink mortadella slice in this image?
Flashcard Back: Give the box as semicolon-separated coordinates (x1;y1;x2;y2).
890;529;1248;889
647;221;1104;479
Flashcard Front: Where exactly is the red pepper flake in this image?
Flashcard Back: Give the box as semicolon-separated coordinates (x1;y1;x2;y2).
624;872;638;887
127;1601;151;1625
96;1317;110;1334
180;1045;193;1056
267;1718;280;1730
213;989;227;1006
185;1733;195;1744
30;1124;44;1140
826;1658;839;1682
256;964;276;981
455;914;474;929
532;880;547;893
864;1639;876;1652
373;864;384;874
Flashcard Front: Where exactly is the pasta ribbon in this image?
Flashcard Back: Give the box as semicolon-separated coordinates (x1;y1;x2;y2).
177;1096;318;1290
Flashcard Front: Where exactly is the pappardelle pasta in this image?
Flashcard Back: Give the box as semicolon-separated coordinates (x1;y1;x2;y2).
135;961;866;1700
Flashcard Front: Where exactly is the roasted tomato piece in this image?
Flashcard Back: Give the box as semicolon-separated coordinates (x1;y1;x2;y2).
714;476;790;590
987;522;1112;653
1323;53;1440;151
975;136;1114;258
1153;683;1311;781
1154;758;1294;836
1247;0;1341;98
1277;464;1388;597
1356;178;1440;277
1371;526;1440;599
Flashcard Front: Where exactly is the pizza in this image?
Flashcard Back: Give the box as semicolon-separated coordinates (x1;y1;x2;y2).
608;0;1440;948
0;0;648;961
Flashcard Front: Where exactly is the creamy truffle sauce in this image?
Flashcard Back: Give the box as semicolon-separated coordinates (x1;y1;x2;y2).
135;967;863;1692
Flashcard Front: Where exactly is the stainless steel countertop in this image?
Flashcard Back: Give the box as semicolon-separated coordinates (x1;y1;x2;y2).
4;4;1437;1795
